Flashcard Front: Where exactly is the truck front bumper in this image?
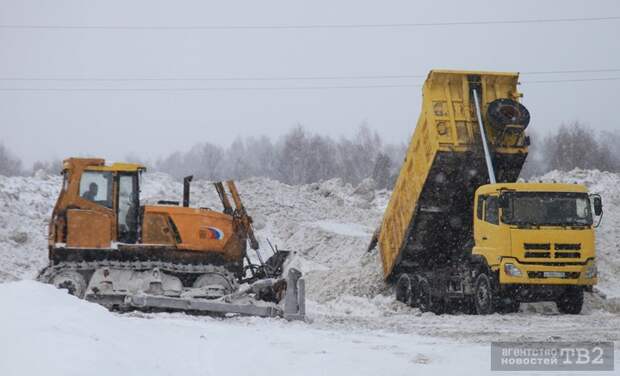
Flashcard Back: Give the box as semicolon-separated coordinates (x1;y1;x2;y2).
498;257;597;286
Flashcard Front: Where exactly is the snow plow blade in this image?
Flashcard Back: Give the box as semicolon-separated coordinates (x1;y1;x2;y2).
84;268;306;320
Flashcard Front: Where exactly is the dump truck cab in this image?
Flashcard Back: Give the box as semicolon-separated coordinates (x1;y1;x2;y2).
473;182;600;289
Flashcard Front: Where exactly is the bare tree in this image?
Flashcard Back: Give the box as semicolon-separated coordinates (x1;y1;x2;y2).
598;130;620;172
372;152;392;189
32;159;63;176
519;130;547;178
0;144;23;176
277;125;309;185
336;125;383;185
543;122;614;172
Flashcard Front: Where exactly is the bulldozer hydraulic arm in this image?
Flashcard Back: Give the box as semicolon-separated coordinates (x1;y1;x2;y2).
226;180;259;250
214;182;234;215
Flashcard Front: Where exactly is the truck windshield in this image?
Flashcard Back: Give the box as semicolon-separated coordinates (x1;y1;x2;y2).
501;192;592;227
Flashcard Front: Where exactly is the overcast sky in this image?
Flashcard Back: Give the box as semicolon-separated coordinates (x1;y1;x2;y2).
1;0;619;166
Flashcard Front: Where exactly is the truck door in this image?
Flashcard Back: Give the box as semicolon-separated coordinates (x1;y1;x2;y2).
118;173;139;243
474;194;504;265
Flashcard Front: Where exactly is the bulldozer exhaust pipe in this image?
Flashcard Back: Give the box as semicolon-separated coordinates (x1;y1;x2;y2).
183;175;193;207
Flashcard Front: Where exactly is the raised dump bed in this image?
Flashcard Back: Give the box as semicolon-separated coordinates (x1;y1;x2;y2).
377;70;529;280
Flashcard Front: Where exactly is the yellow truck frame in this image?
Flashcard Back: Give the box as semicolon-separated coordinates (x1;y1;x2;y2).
371;70;602;314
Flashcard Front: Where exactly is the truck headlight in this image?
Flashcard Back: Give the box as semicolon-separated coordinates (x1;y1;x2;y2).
504;263;523;277
585;263;597;279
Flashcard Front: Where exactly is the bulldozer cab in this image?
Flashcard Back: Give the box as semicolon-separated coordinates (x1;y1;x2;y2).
52;158;145;248
78;164;143;245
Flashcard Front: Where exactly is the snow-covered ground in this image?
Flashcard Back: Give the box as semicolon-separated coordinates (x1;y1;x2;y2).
0;281;490;376
1;169;619;375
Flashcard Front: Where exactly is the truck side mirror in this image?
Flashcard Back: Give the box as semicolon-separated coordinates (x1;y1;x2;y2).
592;195;603;216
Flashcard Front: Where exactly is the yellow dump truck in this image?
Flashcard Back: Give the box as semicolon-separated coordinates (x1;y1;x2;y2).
369;70;603;314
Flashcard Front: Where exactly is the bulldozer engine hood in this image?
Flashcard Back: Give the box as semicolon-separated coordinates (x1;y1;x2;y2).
142;205;245;257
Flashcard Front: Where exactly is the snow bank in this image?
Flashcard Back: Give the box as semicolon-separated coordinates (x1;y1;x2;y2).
0;174;60;281
0;280;489;376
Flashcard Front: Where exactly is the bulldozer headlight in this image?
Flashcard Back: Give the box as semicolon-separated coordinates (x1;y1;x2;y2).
504;263;523;277
585;263;597;279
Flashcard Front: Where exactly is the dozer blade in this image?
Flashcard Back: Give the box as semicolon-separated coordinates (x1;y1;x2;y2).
84;268;305;320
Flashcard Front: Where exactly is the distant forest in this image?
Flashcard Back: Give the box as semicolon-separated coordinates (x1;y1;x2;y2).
2;122;620;189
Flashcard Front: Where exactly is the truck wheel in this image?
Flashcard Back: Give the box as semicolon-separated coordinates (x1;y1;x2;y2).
474;273;496;315
418;278;431;312
556;287;584;314
487;98;530;131
409;276;420;308
395;274;413;305
431;297;446;315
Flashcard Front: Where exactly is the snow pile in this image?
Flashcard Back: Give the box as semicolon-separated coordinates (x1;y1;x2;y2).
0;173;61;281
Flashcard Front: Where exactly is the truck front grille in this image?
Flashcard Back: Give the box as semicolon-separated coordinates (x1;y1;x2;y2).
525;252;551;258
554;252;581;259
523;243;583;259
555;243;581;250
524;243;551;250
527;272;580;279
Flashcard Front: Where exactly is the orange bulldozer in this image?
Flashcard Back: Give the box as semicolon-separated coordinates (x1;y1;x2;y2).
37;158;305;320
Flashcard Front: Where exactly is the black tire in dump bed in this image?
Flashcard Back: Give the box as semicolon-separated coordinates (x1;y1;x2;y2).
487;98;530;131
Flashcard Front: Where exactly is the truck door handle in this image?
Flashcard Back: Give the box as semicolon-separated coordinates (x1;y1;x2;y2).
482;236;488;240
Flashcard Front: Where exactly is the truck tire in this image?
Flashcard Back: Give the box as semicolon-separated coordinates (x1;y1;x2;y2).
409;275;420;308
556;287;584;314
417;277;431;312
417;276;445;314
474;273;496;315
487;98;530;131
395;274;413;305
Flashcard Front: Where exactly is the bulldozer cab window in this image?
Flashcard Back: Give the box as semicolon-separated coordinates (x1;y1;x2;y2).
484;196;499;225
79;171;113;208
118;173;139;243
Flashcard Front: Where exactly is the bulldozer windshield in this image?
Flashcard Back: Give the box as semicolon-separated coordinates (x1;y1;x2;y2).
79;171;113;208
501;192;592;227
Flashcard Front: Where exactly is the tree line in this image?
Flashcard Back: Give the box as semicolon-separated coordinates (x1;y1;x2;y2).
154;125;406;188
520;122;620;177
2;122;619;187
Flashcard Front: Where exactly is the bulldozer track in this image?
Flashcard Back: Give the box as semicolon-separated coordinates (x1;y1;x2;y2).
37;260;237;286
